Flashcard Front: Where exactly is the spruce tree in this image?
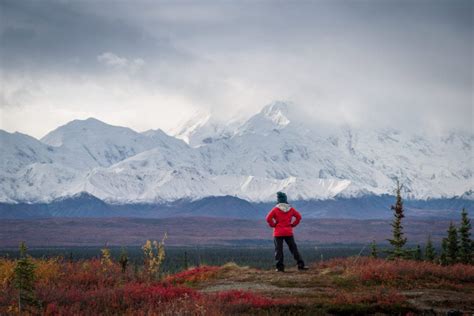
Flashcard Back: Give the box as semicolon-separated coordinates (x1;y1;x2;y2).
119;247;129;273
446;222;459;265
414;245;422;261
386;181;407;259
440;238;448;265
370;240;378;258
184;251;189;270
458;208;472;264
133;262;139;276
14;242;38;313
424;235;436;262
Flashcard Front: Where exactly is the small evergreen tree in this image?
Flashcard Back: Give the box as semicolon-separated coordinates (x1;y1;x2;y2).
446;222;459;265
424;235;436;262
458;208;472;264
370;240;378;258
119;247;129;273
184;251;189;270
14;242;38;313
133;262;139;276
386;181;408;259
440;238;448;265
414;244;422;261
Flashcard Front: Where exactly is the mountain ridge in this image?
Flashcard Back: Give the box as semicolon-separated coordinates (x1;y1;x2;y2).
1;101;472;205
0;192;472;220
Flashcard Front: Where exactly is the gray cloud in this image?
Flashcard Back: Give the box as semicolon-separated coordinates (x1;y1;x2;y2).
0;0;184;73
0;0;472;138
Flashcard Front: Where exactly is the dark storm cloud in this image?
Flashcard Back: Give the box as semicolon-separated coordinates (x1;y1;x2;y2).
0;0;472;137
0;0;186;73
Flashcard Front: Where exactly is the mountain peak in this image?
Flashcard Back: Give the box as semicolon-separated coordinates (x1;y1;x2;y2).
235;101;291;136
68;117;111;128
40;117;135;147
261;101;289;115
171;112;212;145
260;101;290;126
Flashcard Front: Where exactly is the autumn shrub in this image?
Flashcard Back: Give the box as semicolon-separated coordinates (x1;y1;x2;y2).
0;258;16;308
100;245;113;272
0;258;15;288
122;282;200;305
1;257;294;315
165;265;221;285
349;257;474;287
33;258;62;285
142;233;167;280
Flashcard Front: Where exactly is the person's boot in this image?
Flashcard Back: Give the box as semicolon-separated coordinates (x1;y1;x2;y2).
298;264;309;271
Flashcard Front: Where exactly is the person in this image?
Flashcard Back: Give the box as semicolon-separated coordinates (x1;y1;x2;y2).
266;192;308;272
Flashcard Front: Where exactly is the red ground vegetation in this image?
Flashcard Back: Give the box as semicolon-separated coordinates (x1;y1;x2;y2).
0;258;293;315
317;257;474;289
2;256;473;315
165;266;221;285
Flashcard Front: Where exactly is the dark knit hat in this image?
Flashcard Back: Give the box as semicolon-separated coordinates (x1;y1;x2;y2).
277;191;288;204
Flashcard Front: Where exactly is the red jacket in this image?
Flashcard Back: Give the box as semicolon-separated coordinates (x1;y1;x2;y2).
266;203;302;237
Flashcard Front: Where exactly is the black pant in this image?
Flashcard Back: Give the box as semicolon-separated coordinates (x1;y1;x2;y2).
274;236;305;270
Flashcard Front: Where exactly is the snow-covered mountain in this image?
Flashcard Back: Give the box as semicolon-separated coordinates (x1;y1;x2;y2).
170;111;241;147
41;118;186;168
1;102;472;204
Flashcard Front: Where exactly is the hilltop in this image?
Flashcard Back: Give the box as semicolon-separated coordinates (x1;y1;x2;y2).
1;256;473;315
180;259;474;315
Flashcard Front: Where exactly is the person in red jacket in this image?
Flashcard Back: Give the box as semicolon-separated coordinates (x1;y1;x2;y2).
266;192;308;272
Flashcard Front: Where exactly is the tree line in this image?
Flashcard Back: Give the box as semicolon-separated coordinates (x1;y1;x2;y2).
371;181;472;265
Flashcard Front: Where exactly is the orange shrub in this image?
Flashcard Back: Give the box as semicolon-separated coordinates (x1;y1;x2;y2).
0;258;15;288
34;257;63;284
0;259;16;309
165;266;221;285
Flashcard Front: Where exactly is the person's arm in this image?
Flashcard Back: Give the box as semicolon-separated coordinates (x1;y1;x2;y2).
266;209;276;228
291;209;302;227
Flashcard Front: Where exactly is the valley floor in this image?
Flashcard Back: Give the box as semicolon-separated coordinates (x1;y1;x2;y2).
0;217;453;247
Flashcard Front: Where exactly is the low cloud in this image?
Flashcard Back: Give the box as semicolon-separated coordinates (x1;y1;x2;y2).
97;52;128;68
0;0;472;138
97;52;145;73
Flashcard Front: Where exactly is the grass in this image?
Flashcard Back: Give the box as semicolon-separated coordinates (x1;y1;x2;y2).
1;256;473;315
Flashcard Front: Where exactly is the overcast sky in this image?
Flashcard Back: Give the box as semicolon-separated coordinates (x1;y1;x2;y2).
0;0;472;138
